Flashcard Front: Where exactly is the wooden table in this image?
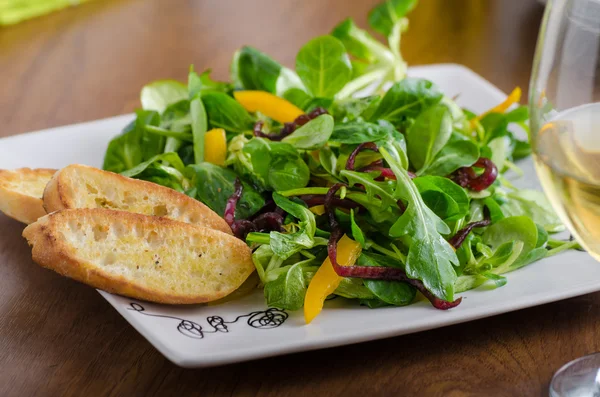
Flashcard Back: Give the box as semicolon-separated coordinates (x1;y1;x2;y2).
0;1;595;396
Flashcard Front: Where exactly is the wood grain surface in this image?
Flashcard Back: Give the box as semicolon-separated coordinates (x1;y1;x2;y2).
1;1;596;396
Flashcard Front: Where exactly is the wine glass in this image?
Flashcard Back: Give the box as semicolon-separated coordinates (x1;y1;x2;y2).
530;0;600;395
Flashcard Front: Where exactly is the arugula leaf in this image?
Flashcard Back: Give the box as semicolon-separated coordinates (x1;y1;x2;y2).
140;80;188;113
418;140;479;177
269;193;318;260
368;0;418;37
350;209;366;248
264;261;307;310
243;138;310;191
369;78;443;124
381;148;458;301
296;35;353;98
330;119;394;144
406;104;452;172
340;170;397;209
282;114;334;150
201;91;254;133
231;46;306;96
190;96;207;164
103;110;163;173
359;253;416;305
185;163;264;219
413;176;469;222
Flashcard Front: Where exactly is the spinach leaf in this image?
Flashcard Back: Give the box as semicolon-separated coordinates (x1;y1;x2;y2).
188;67;231;98
252;244;274;283
140;80;188;113
368;0;418;37
330;119;393;144
369;78;443;124
185;163;264;219
119;152;187;192
201;91;254;133
406;104;452;172
483;196;505;224
413;176;469;222
359;253;416;306
103;110;163;173
243;138;310;191
269;193;318;260
282;114;334;150
264;261;307;310
418;140;479;177
482;216;539;268
334;278;378;300
190;96;207;164
500;190;565;232
161;100;191;130
331;18;394;63
121;152;185;178
512;139;531;160
331;96;381;121
488;136;511;173
231;46;305;96
381;148;458;302
226;134;267;191
282;88;332;112
479;112;510;144
295;35;352;98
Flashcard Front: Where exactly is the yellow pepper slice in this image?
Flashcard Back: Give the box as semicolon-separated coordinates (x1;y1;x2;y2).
471;86;521;128
304;235;362;324
309;205;326;216
233;90;304;123
204;128;227;166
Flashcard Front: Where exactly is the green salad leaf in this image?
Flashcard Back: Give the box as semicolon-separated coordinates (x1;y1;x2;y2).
296;35;353;98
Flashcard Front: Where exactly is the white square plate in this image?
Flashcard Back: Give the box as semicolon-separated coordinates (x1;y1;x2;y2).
2;64;598;368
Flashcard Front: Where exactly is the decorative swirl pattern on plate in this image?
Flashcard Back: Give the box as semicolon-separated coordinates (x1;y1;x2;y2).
127;303;288;339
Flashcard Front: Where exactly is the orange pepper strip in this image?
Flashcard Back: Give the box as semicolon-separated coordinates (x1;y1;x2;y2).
471;87;522;128
233;90;304;123
304;235;362;324
204;128;227;166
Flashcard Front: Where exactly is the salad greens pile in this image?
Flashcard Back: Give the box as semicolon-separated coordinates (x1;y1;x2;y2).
102;0;577;315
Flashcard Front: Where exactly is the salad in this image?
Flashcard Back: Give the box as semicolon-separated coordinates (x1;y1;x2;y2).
102;0;578;323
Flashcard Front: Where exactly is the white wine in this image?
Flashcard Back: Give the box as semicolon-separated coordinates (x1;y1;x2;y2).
534;103;600;260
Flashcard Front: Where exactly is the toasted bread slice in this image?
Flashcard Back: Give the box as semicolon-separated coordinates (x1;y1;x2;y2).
44;164;231;235
0;168;56;224
23;209;254;304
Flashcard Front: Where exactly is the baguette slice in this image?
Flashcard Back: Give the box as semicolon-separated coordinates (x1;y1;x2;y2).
0;168;56;224
23;209;254;304
43;164;231;235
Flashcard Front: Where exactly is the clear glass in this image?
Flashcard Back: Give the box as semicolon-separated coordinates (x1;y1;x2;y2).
530;1;600;395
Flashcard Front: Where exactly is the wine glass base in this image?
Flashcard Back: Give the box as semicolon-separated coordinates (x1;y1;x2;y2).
550;353;600;397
